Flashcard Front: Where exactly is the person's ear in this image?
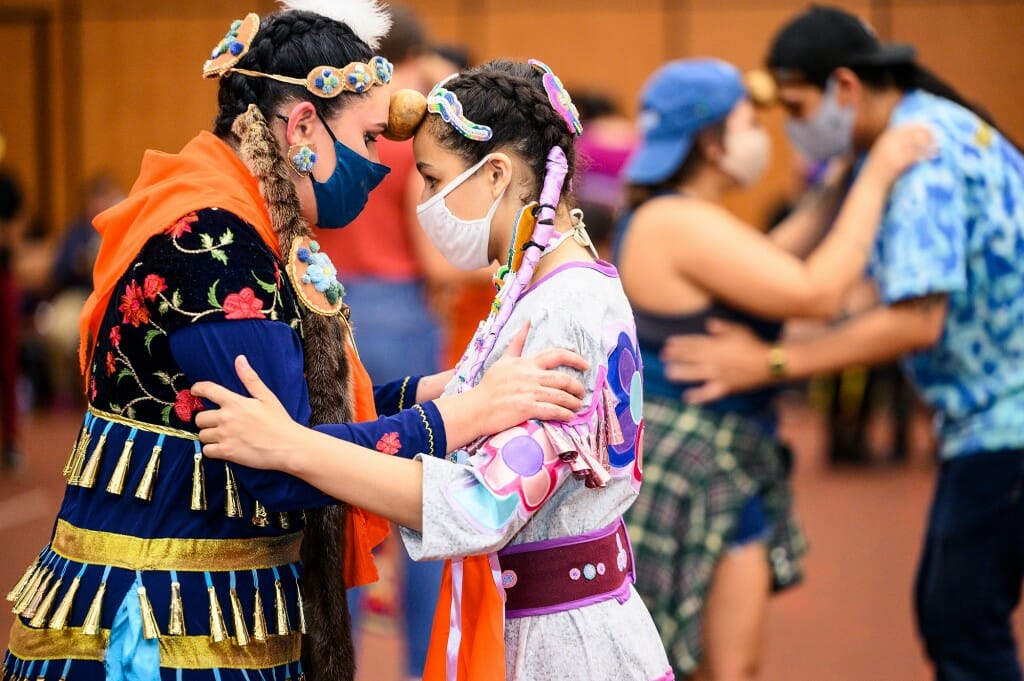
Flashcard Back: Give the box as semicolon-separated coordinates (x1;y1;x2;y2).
831;67;862;108
484;152;514;199
282;101;319;145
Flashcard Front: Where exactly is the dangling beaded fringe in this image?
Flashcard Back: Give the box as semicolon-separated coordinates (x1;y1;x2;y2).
230;588;251;646
81;582;106;636
12;566;48;616
7;557;40;603
20;571;54;620
138;586;161;640
27;577;62;628
47;576;80;630
105;438;135;495
76;432;108;489
274;579;290;635
168;581;186;636
66;429;91;485
191;452;207;511
225;467;243;518
134;444;162;501
208;586;228;643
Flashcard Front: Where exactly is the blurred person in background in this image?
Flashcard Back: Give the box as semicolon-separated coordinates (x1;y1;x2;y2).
0;157;25;471
661;7;1024;680
616;58;931;680
311;6;444;679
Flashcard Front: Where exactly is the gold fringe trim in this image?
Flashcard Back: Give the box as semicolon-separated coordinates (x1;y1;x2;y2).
27;576;62;628
225;466;243;518
134;444;162;501
252;501;269;528
138;585;161;640
7;557;40;602
273;579;290;636
47;575;80;630
12;566;47;616
8;619;301;668
208;586;228;643
105;438;134;495
168;581;186;636
252;588;268;642
295;581;307;635
76;432;107;489
51;519;302;572
87;405;197;441
62;427;86;479
191;452;207;511
66;430;91;486
230;588;251;646
20;571;53;620
278;512;291;530
81;581;106;636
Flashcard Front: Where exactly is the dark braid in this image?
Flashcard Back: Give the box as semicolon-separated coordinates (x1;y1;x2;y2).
430;59;578;201
213;10;373;138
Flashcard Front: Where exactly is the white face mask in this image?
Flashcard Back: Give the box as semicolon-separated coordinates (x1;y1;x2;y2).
719;127;772;186
784;78;855;161
416;154;506;271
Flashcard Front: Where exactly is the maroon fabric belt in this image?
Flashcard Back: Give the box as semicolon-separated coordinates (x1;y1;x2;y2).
497;519;635;618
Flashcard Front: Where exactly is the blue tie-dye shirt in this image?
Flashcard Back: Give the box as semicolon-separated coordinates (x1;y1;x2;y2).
869;90;1024;459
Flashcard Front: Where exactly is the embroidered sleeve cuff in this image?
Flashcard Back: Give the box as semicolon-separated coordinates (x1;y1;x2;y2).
372;375;422;416
313;399;445;460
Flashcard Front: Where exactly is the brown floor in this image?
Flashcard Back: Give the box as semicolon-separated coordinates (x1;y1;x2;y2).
0;404;1017;680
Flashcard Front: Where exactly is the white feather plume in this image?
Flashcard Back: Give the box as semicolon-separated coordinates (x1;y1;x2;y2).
277;0;392;50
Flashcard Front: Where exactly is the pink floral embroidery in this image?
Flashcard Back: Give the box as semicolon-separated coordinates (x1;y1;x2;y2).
90;377;97;401
375;432;401;455
109;325;121;348
476;421;565;512
143;274;167;301
106;352;116;376
174;389;204;422
167;212;198;238
223;287;266;320
118;281;150;327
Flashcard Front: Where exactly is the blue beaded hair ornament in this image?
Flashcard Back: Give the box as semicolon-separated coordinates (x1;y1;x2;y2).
202;13;394;97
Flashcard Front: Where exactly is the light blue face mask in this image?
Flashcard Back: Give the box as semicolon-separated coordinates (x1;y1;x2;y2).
310;112;390;229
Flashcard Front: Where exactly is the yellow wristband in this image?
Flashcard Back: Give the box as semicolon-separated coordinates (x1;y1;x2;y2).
768;346;787;379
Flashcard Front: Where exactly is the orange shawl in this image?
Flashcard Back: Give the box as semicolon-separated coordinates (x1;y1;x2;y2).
79;130;386;587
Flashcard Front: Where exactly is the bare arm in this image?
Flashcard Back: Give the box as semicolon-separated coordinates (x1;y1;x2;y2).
767;159;850;256
664;125;934;319
660;294;948;403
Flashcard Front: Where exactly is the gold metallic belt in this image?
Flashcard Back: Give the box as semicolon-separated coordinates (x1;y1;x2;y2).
87;405;198;440
8;620;301;669
50;519;303;572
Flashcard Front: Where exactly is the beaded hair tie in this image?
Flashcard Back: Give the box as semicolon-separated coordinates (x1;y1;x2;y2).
529;59;583;136
426;78;493;142
202;13;394;96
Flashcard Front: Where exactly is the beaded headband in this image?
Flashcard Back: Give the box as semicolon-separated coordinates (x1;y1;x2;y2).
202;13;394;97
426;77;493;142
529;59;583;136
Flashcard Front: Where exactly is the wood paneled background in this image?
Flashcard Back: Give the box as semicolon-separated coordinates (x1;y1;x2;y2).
1;0;1022;230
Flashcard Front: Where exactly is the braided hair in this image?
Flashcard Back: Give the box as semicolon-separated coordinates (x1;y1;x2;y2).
427;59;578;202
212;10;373;138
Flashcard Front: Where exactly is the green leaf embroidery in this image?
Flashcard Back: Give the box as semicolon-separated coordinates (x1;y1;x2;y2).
211;249;228;265
171;290;182;307
109;403;122;413
207;280;221;309
161;405;173;425
200;233;214;249
144;329;162;353
116;368;133;383
253;271;278;295
154;371;173;385
158;300;170;315
220;230;234;246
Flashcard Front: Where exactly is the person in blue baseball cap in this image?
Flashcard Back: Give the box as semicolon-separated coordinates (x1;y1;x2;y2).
617;57;934;680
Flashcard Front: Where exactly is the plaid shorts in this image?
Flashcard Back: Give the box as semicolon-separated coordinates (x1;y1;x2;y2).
626;397;807;675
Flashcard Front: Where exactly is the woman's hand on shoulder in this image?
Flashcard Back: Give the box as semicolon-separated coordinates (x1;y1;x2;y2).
863;123;937;186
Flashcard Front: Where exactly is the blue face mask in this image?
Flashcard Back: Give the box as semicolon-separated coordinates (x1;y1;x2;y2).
311;115;390;229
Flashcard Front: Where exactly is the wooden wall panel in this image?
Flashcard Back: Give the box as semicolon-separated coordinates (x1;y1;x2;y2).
0;22;42;218
890;1;1024;140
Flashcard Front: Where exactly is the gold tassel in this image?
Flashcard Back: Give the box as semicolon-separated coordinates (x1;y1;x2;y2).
48;575;81;630
81;581;106;635
134;444;162;501
28;576;62;628
208;586;228;643
252;587;267;642
191;453;207;511
67;430;91;485
138;585;161;640
278;512;291;530
76;432;108;489
252;501;269;528
7;557;39;602
62;430;81;478
274;579;290;635
20;571;54;619
168;581;186;636
12;566;47;615
295;581;307;634
224;467;243;518
105;438;134;495
229;588;251;646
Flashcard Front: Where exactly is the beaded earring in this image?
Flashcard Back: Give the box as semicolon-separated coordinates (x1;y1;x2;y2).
287;142;317;176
